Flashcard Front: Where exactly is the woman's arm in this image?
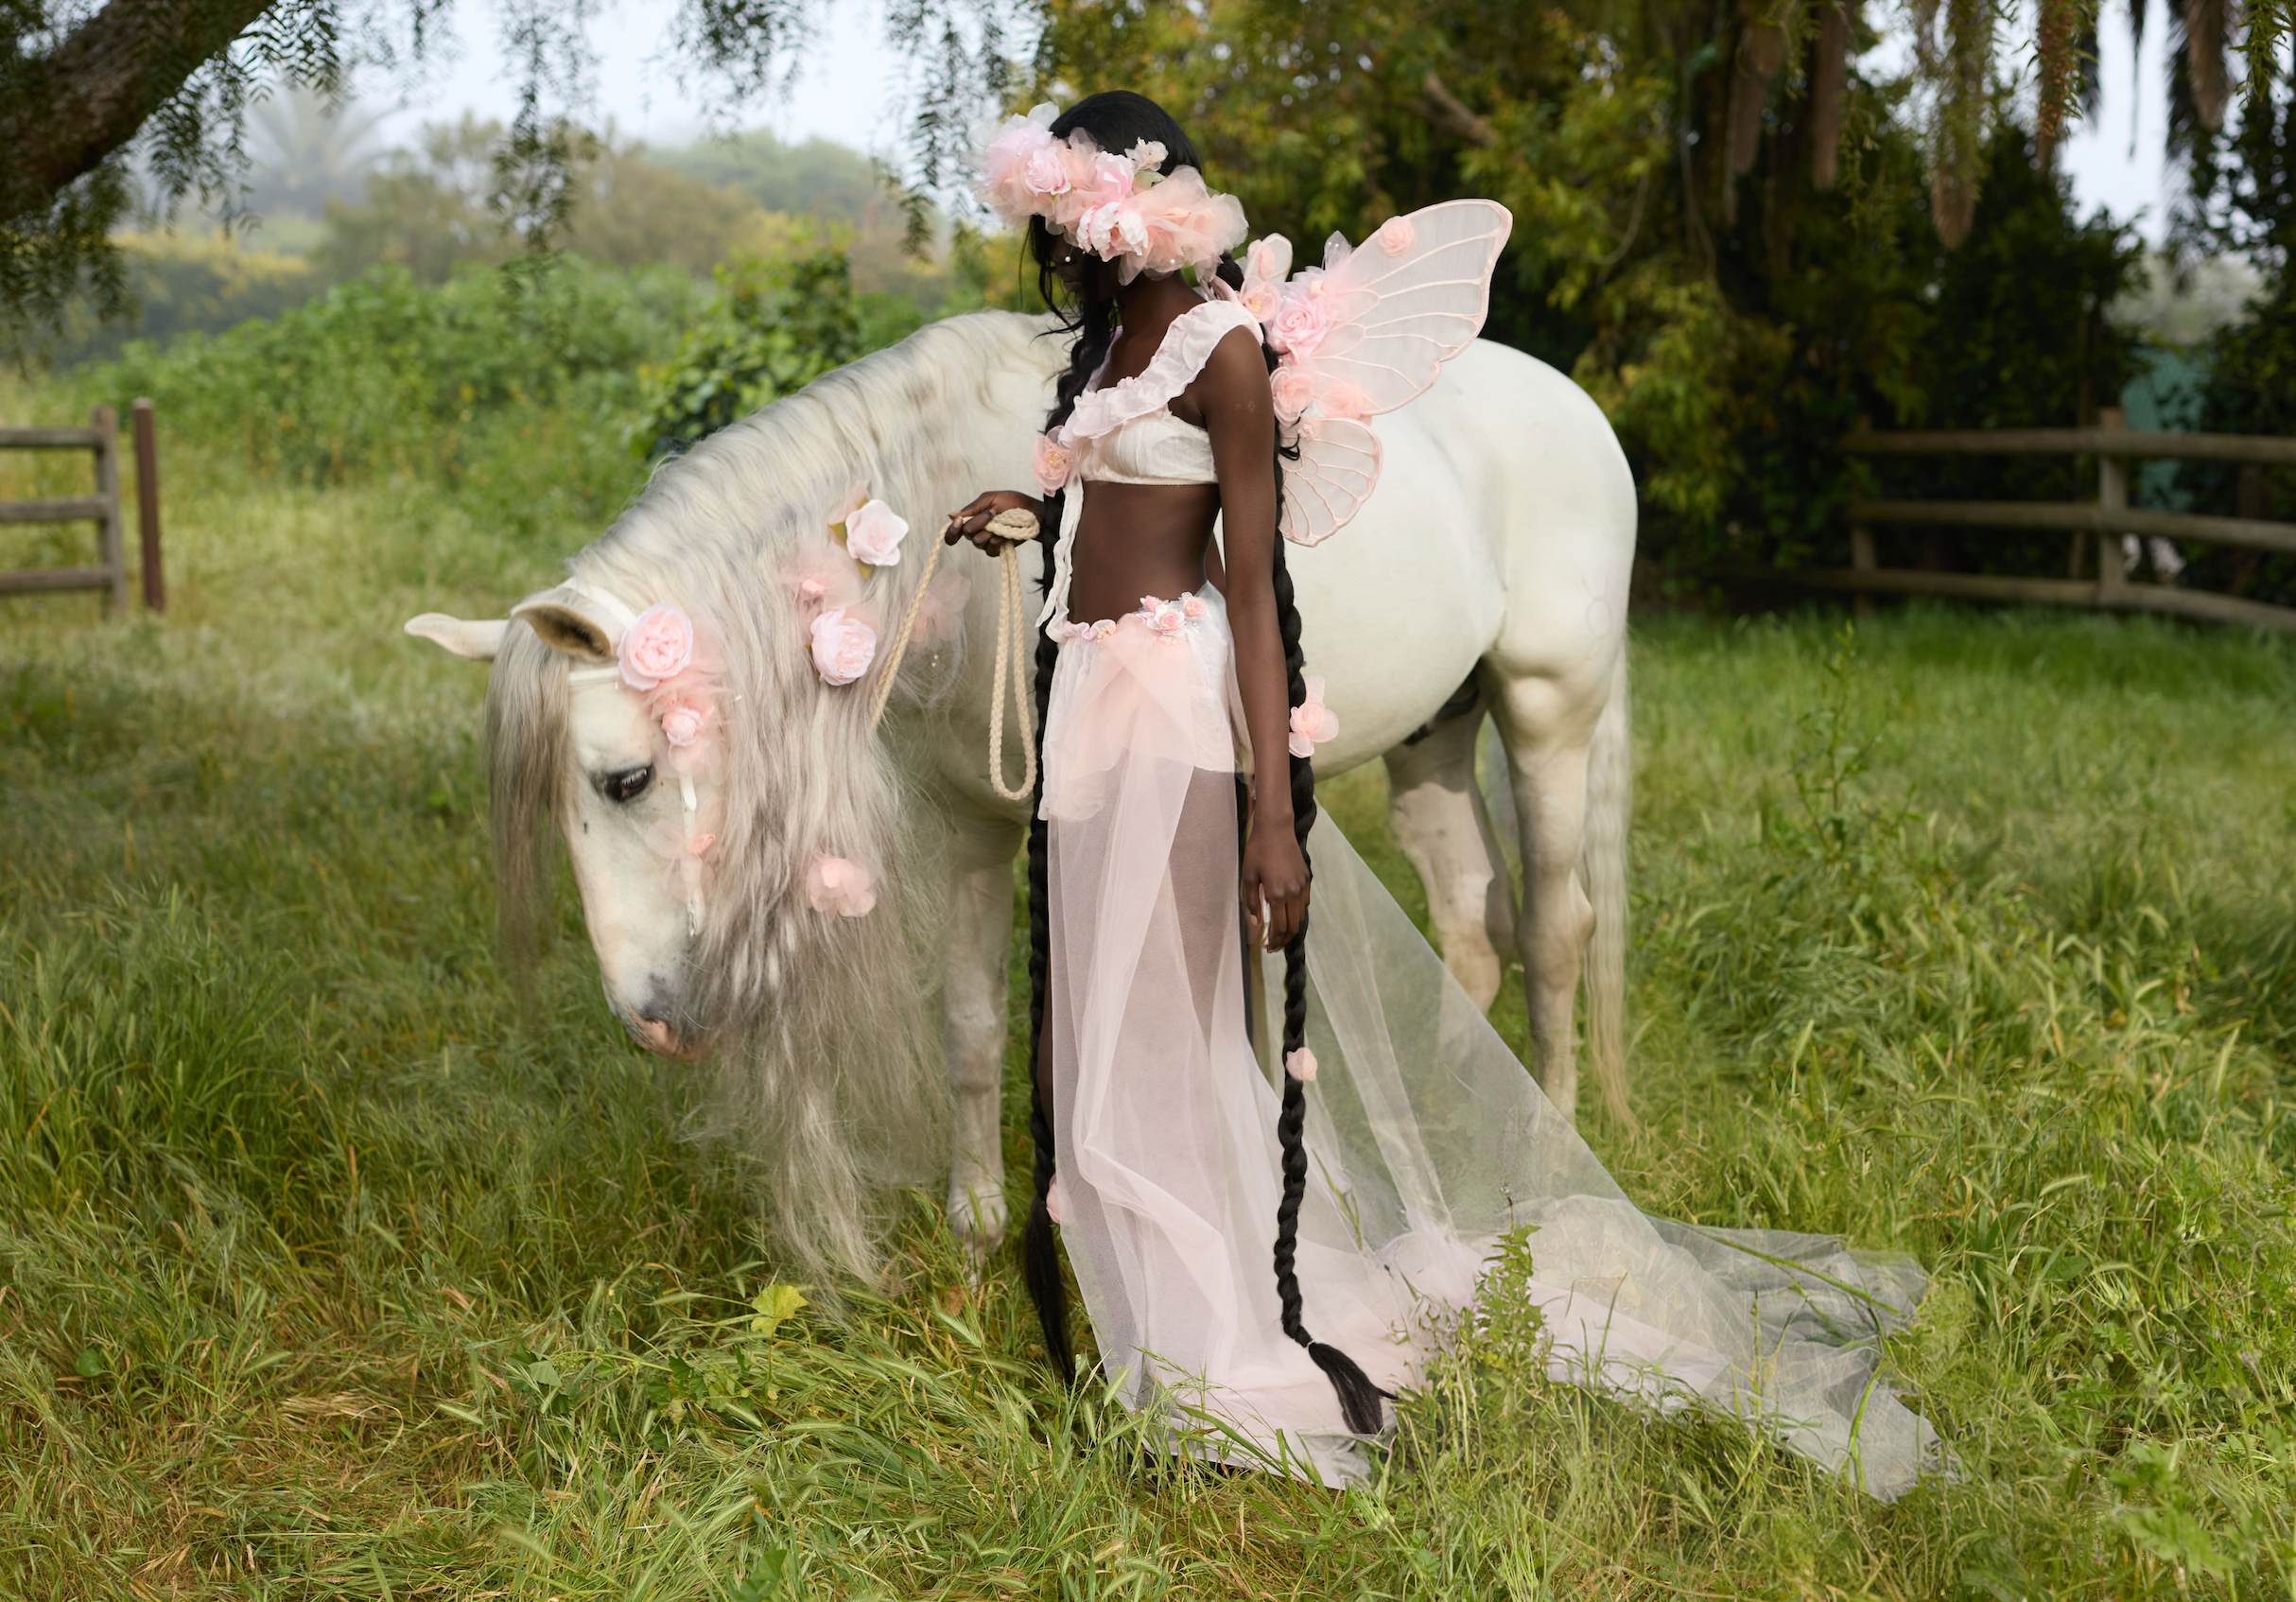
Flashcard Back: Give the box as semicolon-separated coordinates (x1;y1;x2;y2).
1196;326;1310;949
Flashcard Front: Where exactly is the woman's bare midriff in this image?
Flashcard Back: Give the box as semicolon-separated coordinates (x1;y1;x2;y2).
1064;479;1223;625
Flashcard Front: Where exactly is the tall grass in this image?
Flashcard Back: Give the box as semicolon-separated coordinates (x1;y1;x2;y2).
2;392;2293;1595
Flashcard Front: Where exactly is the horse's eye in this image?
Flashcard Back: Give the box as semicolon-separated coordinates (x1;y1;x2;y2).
600;764;653;804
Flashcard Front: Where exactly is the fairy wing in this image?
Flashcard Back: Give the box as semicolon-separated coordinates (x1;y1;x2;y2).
1279;421;1382;549
1312;199;1512;417
1273;199;1510;546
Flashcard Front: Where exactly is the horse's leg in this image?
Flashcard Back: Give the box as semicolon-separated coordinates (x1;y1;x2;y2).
1487;668;1603;1123
945;829;1022;1261
1383;688;1517;1010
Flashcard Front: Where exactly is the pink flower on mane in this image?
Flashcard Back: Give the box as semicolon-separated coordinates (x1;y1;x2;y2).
1289;673;1338;758
660;701;708;748
810;606;878;686
1033;432;1075;494
845;498;909;566
806;854;877;917
618;603;694;691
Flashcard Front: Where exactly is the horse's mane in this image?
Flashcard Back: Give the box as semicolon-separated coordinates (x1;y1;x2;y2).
487;310;1055;1285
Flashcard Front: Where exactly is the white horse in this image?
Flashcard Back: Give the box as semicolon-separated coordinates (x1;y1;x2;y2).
407;310;1635;1276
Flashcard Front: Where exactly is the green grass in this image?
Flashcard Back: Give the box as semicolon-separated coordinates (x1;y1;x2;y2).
3;394;2295;1598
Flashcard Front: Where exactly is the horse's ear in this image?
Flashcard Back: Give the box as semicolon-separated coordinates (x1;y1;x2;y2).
405;614;508;661
511;590;617;662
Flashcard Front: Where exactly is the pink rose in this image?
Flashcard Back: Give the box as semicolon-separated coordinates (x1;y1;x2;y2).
1246;235;1294;285
1182;595;1208;618
1078;200;1148;261
1376;216;1417;256
1140;597;1188;637
1318;376;1372;421
797;577;826;602
805;854;877;917
1269;362;1315;423
1022;145;1071;198
1033;432;1074;494
809;606;877;686
660;702;708;747
1285;1048;1317;1083
1073;149;1136;210
618;603;694;690
1268;292;1331;358
1239;279;1280;322
844;497;908;566
1288;672;1338;757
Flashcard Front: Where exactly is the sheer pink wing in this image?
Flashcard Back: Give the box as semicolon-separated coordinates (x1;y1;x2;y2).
1274;200;1509;546
1313;199;1512;416
1280;421;1382;549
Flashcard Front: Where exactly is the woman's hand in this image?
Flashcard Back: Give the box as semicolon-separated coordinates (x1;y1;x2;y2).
945;490;1048;554
1242;814;1311;950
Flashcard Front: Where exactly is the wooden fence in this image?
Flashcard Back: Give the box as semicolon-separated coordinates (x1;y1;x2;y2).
0;400;165;613
1788;407;2296;634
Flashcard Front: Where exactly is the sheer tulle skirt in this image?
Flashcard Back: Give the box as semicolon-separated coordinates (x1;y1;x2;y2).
1039;589;1940;1497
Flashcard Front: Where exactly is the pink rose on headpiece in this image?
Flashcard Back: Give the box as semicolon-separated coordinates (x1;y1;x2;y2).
1285;1048;1317;1082
660;702;708;748
1269;362;1315;423
844;498;909;566
1125;139;1168;175
805;854;877;917
1073;150;1137;211
1078;200;1148;261
809;606;877;686
1022;145;1071;197
1376;216;1417;256
1289;673;1338;758
1268;292;1331;358
1246;235;1294;285
1033;432;1074;494
618;603;694;691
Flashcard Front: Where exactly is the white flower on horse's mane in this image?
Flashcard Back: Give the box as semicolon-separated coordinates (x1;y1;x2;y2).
844;499;909;566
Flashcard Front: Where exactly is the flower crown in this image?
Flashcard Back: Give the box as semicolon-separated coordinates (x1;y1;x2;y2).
976;103;1248;283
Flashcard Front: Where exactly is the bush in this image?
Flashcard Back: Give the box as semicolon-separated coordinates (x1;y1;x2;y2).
633;246;875;459
80;257;704;528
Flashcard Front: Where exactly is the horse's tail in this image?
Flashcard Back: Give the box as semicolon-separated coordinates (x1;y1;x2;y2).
1583;649;1634;1128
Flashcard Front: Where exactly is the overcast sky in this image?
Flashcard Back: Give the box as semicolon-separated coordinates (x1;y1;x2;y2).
374;0;2179;242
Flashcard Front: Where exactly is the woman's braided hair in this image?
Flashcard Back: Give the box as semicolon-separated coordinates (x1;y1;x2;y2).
1018;91;1386;1435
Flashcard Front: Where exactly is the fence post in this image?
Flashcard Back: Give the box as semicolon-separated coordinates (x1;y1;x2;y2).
2096;407;2128;607
91;405;126;615
132;398;164;612
1849;520;1876;619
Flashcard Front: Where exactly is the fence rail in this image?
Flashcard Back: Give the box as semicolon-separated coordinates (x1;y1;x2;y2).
0;400;164;613
1782;408;2296;635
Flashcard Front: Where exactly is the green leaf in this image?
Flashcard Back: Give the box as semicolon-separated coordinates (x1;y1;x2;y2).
72;1348;104;1379
750;1283;809;1338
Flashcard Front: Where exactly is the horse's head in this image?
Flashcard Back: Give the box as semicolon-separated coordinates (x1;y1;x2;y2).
407;585;723;1057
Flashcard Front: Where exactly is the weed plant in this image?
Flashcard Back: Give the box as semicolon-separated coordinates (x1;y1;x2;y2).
2;381;2294;1595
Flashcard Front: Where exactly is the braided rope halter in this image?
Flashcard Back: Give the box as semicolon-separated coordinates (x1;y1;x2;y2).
866;508;1041;805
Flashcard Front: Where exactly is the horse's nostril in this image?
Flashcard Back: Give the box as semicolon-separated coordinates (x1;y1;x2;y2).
634;1016;677;1054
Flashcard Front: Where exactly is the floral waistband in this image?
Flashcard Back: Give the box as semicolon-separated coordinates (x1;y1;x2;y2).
1051;591;1212;645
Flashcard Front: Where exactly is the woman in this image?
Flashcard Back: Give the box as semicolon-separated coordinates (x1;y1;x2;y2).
947;93;1938;1494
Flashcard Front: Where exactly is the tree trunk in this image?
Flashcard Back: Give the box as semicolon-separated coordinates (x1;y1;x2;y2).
1810;1;1855;191
0;0;276;223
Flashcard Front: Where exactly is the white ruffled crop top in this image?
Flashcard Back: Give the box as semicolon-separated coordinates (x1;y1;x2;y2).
1037;298;1258;629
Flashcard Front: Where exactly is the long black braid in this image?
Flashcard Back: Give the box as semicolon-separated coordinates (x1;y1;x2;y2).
1018;92;1386;1435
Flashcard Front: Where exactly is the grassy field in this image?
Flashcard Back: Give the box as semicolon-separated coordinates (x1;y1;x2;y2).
4;401;2295;1599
